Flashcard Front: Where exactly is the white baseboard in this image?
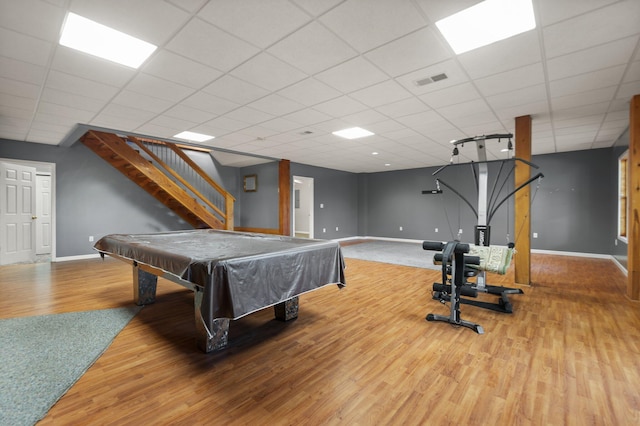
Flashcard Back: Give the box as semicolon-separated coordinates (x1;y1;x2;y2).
54;253;101;262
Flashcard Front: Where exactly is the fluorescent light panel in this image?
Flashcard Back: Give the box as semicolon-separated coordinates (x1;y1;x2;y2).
174;131;215;142
436;0;536;54
332;127;374;140
59;12;157;68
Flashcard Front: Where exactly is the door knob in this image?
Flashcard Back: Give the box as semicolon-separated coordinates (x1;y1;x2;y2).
32;216;37;219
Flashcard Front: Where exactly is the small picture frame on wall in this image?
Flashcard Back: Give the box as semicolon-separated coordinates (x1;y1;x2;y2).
243;174;257;192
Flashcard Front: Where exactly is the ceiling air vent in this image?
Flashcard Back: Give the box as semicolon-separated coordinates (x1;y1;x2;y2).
413;73;448;87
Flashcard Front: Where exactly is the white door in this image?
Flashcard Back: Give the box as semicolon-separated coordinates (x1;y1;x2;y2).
293;176;314;239
0;162;37;265
35;173;52;255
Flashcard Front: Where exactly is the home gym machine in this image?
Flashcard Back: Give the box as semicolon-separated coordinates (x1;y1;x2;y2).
423;240;484;333
423;134;544;317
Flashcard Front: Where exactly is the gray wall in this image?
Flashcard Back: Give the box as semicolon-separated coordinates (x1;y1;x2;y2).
0;138;239;257
291;163;359;240
0;137;627;258
237;162;279;229
361;148;615;254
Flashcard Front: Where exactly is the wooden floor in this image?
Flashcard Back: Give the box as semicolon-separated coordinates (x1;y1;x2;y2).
1;253;639;425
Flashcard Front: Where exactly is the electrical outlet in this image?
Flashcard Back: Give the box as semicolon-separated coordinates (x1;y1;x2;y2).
323;228;326;233
336;227;339;231
533;232;538;238
458;229;463;234
320;203;324;208
399;226;403;231
89;235;94;242
435;228;438;233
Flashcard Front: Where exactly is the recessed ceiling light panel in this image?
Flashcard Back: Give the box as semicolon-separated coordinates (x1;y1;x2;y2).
59;12;157;68
332;127;375;140
174;131;215;142
436;0;536;54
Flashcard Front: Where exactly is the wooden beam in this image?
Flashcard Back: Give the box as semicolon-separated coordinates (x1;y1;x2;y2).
514;115;532;285
279;159;291;236
628;95;640;300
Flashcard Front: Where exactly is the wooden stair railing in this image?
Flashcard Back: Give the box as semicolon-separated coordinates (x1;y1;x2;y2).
81;130;234;230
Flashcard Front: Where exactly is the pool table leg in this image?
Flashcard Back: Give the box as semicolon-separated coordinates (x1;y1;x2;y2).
193;287;230;353
274;296;299;321
133;264;157;305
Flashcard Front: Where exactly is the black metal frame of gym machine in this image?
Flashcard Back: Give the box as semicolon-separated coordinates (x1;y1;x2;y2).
424;133;544;315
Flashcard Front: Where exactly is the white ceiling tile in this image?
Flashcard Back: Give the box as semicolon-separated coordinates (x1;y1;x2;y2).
134;122;180;138
112;90;174;114
41;88;107;112
202;116;252;133
551;87;617;111
46;70;120;101
0;28;53;67
458;31;542;79
0;104;34;120
0;94;37;113
283;108;334;126
486;84;548;110
248;94;306;116
90;112;149;131
0;76;40;99
0;56;46;86
165;0;208;13
623;61;640;83
230;53;308;91
342;109;388;126
315;56;388;93
268;22;357;74
290;0;344;17
553;102;611;121
475;63;546;97
494;101;550;122
546;36;639;81
148;114;200;130
166;18;260;71
126;73;194;102
413;0;479;23
437;98;492;120
0;0;65;40
350;80;413;108
549;66;626;98
419;82;481;109
313;96;368;117
142;50;222;89
365;27;451;77
69;0;190;45
277;78;342;107
99;103;156;122
537;0;622;27
51;47;136;87
202;75;269;104
164;104;218;124
543;1;640;58
199;0;311;48
181;92;240;116
375;97;430;118
225;106;275;124
320;0;427;52
259;117;304;133
36;101;96;121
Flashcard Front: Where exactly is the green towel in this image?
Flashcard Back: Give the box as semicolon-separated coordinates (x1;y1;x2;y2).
468;245;514;275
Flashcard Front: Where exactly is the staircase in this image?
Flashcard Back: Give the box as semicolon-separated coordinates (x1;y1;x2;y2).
81;130;234;230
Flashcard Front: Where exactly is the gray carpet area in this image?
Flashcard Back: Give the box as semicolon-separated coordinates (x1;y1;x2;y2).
341;240;439;270
0;306;142;426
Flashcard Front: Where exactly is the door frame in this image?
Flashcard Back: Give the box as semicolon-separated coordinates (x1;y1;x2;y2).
0;158;56;262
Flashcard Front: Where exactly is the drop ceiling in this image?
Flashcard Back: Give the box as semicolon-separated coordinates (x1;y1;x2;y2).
0;0;638;172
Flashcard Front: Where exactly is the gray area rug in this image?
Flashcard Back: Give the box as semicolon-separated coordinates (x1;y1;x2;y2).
0;306;142;426
341;240;439;270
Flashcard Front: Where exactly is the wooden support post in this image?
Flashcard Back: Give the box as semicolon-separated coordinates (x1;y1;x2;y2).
279;159;291;236
628;95;640;300
514;115;532;285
